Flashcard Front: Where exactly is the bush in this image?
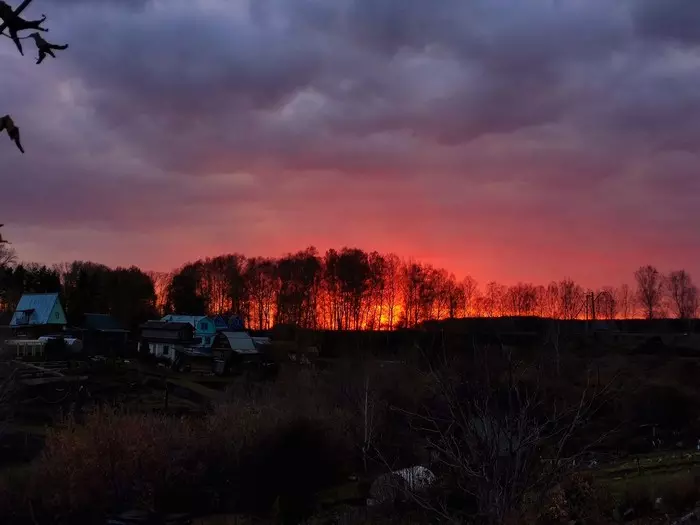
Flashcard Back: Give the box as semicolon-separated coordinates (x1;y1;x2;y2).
0;388;355;524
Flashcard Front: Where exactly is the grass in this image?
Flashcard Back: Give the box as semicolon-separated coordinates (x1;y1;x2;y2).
580;450;700;520
592;450;700;483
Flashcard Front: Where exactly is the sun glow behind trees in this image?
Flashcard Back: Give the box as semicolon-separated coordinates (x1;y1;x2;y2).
2;246;698;330
146;247;698;330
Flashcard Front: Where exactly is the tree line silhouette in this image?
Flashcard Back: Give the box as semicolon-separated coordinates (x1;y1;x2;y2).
1;244;698;330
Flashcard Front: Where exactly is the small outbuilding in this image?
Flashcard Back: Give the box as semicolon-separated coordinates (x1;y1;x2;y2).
76;313;130;356
211;331;274;376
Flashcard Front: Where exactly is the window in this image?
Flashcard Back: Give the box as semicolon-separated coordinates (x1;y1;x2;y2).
55;312;60;320
200;322;209;331
204;336;211;345
162;345;170;356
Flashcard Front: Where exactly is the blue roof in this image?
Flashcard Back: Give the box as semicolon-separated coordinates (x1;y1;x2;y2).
10;293;65;327
161;315;206;327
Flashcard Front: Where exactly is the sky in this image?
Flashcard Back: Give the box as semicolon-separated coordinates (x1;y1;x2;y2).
2;0;700;288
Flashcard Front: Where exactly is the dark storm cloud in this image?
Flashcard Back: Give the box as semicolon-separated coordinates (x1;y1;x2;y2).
40;0;629;173
633;0;700;45
2;0;700;282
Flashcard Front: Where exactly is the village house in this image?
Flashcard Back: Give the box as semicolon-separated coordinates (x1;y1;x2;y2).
160;314;228;350
72;313;130;356
139;321;200;362
9;293;67;338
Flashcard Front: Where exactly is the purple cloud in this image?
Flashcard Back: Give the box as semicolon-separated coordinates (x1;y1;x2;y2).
1;0;699;286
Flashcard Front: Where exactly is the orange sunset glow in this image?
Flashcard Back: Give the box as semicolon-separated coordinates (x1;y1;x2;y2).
2;0;700;293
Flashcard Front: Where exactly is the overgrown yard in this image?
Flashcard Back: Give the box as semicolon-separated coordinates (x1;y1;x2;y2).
2;344;700;524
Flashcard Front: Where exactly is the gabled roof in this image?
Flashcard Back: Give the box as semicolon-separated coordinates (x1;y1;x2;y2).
218;331;259;354
10;293;64;326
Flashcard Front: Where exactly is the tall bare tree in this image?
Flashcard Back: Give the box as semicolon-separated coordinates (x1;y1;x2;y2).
594;287;617;320
615;283;635;319
484;281;505;317
505;283;537;317
461;275;479;317
543;282;560;319
667;270;699;320
558;279;585;320
383;253;402;330
635;265;664;320
146;271;172;316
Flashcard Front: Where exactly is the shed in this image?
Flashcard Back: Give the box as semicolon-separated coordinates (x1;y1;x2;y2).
211;331;263;375
77;313;130;356
213;331;260;354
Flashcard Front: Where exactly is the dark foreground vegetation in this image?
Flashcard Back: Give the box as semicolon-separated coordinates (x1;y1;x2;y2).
3;330;700;524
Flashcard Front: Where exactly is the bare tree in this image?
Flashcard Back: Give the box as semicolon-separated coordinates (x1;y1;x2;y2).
594;287;617;320
558;279;585;320
0;243;16;267
146;271;173;316
543;282;560;319
505;283;537;317
635;265;664;320
461;275;479;317
484;281;505;317
382;253;402;330
402;347;612;524
667;270;698;320
615;283;636;319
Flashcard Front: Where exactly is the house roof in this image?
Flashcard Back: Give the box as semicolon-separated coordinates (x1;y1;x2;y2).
218;331;259;354
82;313;128;332
141;321;193;331
161;315;207;327
10;293;63;326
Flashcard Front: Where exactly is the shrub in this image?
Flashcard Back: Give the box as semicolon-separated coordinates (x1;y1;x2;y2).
0;387;356;524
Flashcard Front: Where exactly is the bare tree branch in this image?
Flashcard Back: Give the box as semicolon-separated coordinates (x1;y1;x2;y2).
386;344;616;524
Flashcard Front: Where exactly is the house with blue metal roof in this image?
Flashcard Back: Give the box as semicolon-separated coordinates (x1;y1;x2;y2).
160;314;228;350
10;293;67;337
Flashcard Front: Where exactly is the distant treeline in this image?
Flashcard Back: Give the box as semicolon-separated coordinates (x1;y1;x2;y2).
0;243;698;331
